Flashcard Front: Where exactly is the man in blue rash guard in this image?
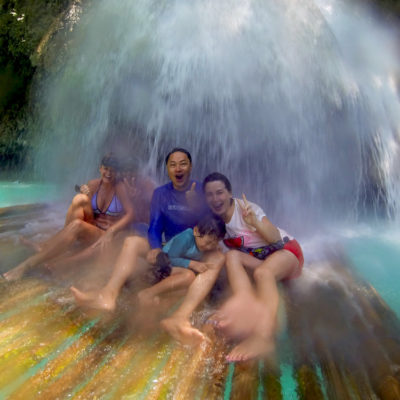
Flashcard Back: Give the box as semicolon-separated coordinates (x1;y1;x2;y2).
71;149;224;326
147;157;208;250
146;147;209;263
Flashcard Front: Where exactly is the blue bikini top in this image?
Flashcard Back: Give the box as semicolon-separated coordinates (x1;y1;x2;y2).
91;183;124;217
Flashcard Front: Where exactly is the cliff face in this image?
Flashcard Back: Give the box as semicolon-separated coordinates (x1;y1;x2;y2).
0;0;84;174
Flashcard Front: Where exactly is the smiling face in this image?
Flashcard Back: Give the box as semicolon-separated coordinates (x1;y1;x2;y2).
99;165;117;184
166;151;192;191
204;180;234;222
193;226;220;252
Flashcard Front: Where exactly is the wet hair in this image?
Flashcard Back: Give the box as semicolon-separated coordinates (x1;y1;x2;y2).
120;157;139;173
202;172;232;193
196;214;226;239
165;148;192;164
101;153;120;170
150;252;172;284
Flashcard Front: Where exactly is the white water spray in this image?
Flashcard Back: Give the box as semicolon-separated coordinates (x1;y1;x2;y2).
34;0;400;235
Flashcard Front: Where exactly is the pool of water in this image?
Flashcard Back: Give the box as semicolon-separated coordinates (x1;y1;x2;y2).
344;225;400;318
0;181;61;208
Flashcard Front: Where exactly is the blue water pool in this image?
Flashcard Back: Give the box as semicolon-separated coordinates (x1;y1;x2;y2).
345;228;400;318
0;181;61;208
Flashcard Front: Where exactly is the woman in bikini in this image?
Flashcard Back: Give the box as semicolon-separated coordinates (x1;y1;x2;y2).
202;172;304;362
4;154;134;281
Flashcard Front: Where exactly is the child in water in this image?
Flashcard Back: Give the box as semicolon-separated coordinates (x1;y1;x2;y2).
137;214;226;307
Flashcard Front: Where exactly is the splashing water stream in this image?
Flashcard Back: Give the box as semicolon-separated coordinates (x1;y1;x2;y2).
32;0;400;236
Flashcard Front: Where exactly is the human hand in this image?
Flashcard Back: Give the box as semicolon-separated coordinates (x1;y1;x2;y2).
239;193;258;228
91;229;114;251
189;260;211;273
78;184;90;196
147;248;162;265
185;182;199;207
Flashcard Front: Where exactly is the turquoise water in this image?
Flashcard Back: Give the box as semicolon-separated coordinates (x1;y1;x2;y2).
0;181;61;208
345;230;400;318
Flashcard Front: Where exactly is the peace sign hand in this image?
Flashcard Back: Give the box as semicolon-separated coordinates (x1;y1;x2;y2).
239;193;258;228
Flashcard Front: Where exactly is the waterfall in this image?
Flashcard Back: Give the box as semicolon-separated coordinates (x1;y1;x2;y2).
33;0;400;235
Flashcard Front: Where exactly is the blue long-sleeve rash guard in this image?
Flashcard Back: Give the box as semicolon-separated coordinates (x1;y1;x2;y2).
162;228;203;268
148;181;208;249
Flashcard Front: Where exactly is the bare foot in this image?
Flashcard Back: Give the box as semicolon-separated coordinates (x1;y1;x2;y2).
19;236;42;252
209;293;262;340
137;289;160;308
161;316;209;346
70;286;116;311
226;334;276;362
3;264;27;281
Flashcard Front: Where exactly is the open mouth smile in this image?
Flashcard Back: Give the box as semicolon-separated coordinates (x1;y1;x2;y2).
212;203;225;213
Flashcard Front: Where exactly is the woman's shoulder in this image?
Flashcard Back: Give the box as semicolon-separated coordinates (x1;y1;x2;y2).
87;179;101;193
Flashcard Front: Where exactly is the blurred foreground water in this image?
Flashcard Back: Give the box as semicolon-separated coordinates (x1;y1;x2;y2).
1;190;400;398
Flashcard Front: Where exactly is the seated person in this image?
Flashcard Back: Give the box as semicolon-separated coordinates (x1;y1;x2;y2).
70;147;211;312
137;214;226;308
203;172;304;362
4;154;134;281
120;158;156;236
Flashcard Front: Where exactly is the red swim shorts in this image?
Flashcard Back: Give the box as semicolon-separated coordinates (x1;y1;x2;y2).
283;239;304;279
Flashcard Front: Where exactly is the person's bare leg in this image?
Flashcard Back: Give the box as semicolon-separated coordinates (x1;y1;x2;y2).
64;194;94;227
161;251;225;346
71;236;150;311
138;268;195;308
227;250;298;362
18;194;94;254
209;250;260;338
4;220;102;281
18;236;43;252
47;243;99;272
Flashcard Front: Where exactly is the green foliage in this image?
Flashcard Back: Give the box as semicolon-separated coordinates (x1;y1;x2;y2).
0;0;70;171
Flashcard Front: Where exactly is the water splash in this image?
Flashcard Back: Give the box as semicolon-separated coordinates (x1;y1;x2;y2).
33;0;400;234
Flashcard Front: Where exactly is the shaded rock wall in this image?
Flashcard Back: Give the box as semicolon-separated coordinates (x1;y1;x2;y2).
0;0;85;175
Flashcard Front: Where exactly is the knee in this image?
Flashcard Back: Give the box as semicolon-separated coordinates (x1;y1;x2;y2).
71;194;90;208
182;269;196;285
204;250;224;269
123;235;145;249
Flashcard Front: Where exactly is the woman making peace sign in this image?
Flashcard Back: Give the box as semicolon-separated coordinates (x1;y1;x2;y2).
202;172;304;362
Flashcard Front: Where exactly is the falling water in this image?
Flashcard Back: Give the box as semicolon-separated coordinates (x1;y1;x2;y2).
2;1;400;396
32;0;400;235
